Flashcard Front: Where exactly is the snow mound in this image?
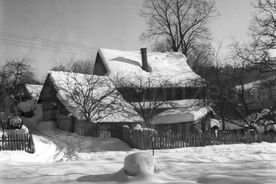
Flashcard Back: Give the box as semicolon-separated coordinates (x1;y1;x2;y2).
77;152;165;184
123;152;155;176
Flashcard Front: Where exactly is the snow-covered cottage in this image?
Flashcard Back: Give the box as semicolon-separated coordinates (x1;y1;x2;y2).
38;71;141;137
93;48;211;133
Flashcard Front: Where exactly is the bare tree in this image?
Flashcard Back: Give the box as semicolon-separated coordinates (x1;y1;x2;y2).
232;0;276;71
1;57;38;97
250;0;276;50
141;0;216;65
59;73;124;125
52;57;94;74
208;0;276;133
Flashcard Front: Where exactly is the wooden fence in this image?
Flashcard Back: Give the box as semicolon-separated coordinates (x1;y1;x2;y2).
120;127;276;150
0;133;35;153
74;121;127;139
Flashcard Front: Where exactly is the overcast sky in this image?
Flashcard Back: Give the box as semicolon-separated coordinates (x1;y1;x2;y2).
0;0;253;80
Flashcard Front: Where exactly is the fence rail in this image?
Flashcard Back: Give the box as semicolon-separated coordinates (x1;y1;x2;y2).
0;133;35;153
119;127;276;150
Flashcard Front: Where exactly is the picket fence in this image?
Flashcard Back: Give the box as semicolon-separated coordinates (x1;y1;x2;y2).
0;133;35;153
120;127;276;150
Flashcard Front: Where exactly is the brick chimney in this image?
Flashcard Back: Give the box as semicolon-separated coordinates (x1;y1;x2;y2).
140;48;149;72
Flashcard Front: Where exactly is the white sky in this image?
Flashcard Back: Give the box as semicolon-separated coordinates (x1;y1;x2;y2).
0;0;254;80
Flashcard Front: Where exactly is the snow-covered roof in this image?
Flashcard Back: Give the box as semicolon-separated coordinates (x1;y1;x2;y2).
235;75;276;91
97;48;204;87
235;81;260;91
47;71;142;123
132;99;205;109
25;84;43;100
151;106;212;125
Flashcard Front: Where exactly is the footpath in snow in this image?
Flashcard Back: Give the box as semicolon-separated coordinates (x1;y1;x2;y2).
0;128;134;162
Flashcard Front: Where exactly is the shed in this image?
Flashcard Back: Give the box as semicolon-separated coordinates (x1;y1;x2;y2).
151;106;216;134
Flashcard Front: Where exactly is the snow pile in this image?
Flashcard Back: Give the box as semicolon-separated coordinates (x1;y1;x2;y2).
123;152;155;176
98;48;204;87
77;152;163;184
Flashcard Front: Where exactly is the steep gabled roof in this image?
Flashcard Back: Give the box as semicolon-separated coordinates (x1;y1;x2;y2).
151;106;213;124
25;84;43;100
47;71;142;123
96;48;204;87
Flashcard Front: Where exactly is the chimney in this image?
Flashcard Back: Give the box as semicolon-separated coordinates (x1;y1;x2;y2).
140;48;149;72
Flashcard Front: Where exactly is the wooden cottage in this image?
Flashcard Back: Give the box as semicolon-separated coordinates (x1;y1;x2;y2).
93;48;211;131
151;107;217;134
38;71;142;137
93;48;206;101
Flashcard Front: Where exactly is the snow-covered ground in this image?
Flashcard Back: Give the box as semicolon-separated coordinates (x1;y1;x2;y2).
1;100;276;183
1;128;276;184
